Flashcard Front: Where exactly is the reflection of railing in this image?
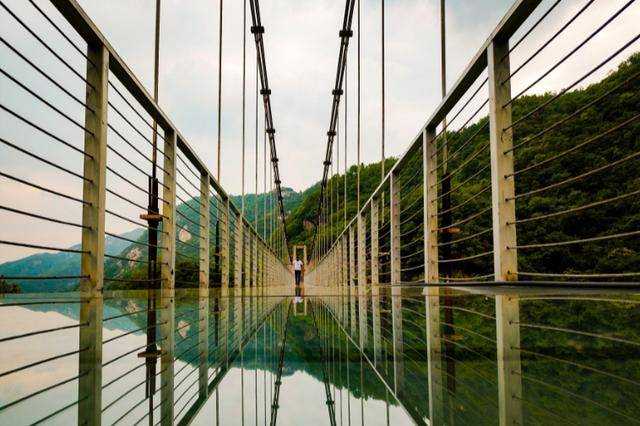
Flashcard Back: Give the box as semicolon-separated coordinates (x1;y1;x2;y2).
0;0;293;424
309;286;640;426
0;289;291;425
309;0;640;424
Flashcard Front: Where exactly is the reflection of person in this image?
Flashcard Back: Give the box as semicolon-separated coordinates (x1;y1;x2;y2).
293;257;303;286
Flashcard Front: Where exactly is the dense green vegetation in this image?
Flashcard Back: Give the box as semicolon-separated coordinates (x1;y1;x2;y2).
286;53;640;281
0;278;20;293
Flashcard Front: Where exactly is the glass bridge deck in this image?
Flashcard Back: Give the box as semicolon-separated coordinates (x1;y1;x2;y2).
0;285;639;425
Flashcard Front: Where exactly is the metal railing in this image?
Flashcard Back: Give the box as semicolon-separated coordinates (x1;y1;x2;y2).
0;0;293;424
308;0;640;424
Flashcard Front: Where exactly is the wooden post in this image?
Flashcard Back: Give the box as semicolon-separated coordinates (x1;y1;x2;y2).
199;172;210;401
78;43;108;426
159;129;177;426
488;39;522;426
423;127;444;424
390;169;404;392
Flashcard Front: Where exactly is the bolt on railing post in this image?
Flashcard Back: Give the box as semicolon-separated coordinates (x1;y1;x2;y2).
488;39;522;426
371;197;382;366
423;126;444;425
78;42;108;426
199;172;210;401
159;129;177;426
390;169;404;392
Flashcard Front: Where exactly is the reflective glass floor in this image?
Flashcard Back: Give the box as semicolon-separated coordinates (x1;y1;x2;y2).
0;286;639;425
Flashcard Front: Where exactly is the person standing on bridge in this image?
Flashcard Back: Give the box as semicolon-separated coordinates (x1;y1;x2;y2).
292;256;304;287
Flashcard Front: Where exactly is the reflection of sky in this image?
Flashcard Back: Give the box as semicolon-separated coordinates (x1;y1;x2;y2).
0;303;165;425
193;367;412;426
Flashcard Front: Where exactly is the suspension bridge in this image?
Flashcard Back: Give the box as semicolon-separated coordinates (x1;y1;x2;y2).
1;0;639;425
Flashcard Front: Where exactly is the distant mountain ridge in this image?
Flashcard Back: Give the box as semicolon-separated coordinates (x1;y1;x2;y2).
0;187;306;292
0;228;144;292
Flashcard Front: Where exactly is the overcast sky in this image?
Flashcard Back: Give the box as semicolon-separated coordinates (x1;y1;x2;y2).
1;0;638;263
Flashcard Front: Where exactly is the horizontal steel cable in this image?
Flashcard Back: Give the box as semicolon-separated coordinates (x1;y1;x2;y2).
505;34;640;126
517;372;639;423
0;35;92;111
438;249;493;263
511;113;640;177
0;67;91;134
513;189;640;226
0;103;87;156
107;80;167;146
508;0;636;104
3;138;87;181
434;164;489;202
508;68;640;153
505;0;595;84
0;347;88;378
505;0;562;58
0;371;86;412
436;226;492;248
0;322;86;344
0;0;93;88
0;204;86;229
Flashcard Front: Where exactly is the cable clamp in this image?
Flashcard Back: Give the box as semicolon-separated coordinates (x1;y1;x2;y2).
260;88;271;96
266;128;276;134
327;130;336;137
332;89;343;96
251;26;264;34
339;29;353;38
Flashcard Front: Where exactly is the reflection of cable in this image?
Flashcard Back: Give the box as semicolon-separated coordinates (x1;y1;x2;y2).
311;301;337;426
270;301;292;426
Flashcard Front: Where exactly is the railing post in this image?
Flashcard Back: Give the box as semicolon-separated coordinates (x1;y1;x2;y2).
357;211;367;348
488;39;522;426
221;198;230;288
78;43;108;426
252;231;258;290
341;235;348;324
348;225;356;336
199;172;210;401
235;213;242;289
159;129;177;426
220;197;230;367
423;126;444;425
244;223;250;289
390;169;404;392
371;196;381;366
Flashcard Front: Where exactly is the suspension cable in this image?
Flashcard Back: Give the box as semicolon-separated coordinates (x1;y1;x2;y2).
248;0;291;256
310;0;357;260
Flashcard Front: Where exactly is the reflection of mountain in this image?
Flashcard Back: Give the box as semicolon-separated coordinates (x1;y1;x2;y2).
0;292;148;332
0;229;144;292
